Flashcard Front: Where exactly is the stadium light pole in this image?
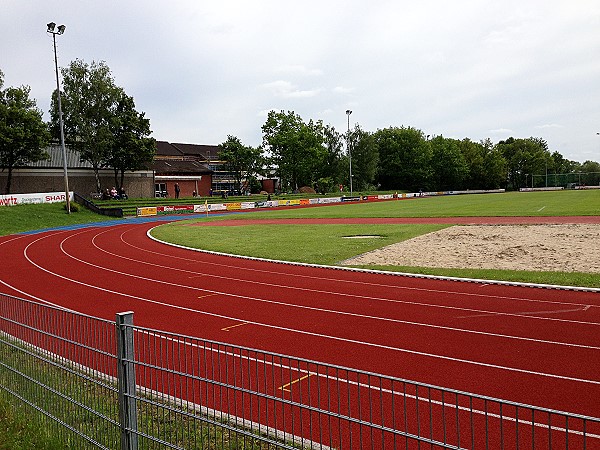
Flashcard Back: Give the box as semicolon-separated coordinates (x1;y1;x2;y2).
346;110;353;195
47;22;70;214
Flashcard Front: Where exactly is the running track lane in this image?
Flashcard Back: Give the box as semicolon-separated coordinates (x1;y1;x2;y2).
1;222;599;427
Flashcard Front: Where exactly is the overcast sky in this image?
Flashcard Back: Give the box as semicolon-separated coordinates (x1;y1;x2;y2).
3;1;600;162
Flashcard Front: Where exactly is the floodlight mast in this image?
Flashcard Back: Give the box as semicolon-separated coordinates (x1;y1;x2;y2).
346;109;353;195
47;22;70;213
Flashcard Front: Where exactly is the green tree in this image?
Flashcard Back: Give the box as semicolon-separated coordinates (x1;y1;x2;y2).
0;71;50;194
347;125;379;191
319;124;345;188
480;138;507;189
429;136;468;190
261;110;325;191
459;138;506;189
106;93;156;190
51;59;122;192
218;135;262;193
373;126;431;191
496;137;551;189
579;160;600;186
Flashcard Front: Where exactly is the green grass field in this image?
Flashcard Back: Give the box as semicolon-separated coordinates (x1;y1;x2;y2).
1;190;599;286
216;190;600;219
151;190;600;288
0;202;117;236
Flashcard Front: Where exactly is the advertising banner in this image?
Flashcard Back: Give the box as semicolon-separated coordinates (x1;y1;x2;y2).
241;202;256;210
0;191;73;207
137;207;157;217
309;197;342;205
226;202;242;211
209;203;227;211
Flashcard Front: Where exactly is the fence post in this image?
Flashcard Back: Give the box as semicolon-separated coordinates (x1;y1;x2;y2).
116;311;138;450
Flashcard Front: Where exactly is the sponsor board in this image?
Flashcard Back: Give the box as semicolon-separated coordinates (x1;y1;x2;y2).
226;202;242;211
137;207;157;217
209;203;227;211
341;196;361;202
277;199;301;206
309;197;342;204
241;202;256;210
0;191;74;207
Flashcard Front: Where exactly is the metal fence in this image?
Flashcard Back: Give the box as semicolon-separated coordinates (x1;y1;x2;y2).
1;292;599;449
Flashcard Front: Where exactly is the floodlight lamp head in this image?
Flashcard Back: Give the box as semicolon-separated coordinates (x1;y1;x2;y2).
346;110;352;115
47;22;56;32
57;25;66;34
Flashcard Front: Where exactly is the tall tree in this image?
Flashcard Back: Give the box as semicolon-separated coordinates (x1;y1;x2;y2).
0;71;50;194
496;137;551;189
50;59;122;192
318;124;345;191
429;136;468;190
261;110;325;191
373;126;431;191
347;125;379;191
106;93;156;190
218;135;262;193
579;160;600;186
480;138;507;189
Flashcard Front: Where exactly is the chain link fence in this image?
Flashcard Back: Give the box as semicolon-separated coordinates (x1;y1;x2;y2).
1;292;599;449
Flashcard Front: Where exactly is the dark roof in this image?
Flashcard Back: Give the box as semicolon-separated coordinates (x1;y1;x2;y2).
25;145;93;169
156;141;184;157
152;159;212;175
155;141;221;160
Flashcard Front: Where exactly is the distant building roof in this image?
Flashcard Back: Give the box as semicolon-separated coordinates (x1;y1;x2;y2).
156;141;184;157
25;145;94;169
155;141;221;161
152;159;212;175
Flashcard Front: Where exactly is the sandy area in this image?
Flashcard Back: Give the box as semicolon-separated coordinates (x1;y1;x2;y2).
343;224;600;273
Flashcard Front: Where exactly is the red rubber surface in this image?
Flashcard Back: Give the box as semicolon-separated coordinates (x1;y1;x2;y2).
1;219;599;422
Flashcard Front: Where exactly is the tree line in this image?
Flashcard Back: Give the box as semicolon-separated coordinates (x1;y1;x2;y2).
0;62;155;195
223;110;600;194
2;61;598;196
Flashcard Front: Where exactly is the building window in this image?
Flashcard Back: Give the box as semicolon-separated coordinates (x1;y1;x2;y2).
155;183;167;197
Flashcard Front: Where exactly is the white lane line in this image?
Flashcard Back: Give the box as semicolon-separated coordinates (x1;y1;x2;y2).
16;230;600;386
129;225;600;310
57;227;600;349
459;305;593;319
95;227;600;328
89;234;597;348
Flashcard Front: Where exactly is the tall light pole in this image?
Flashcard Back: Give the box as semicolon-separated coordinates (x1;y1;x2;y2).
346;109;353;195
47;22;70;214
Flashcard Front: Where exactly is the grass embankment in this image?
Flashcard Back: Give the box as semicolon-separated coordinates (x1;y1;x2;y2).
0;343;280;449
0;202;118;236
151;190;600;288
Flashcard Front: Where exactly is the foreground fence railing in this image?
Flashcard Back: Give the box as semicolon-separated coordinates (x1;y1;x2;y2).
1;293;599;449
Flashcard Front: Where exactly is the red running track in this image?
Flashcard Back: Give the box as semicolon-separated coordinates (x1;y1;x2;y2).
1;219;599;422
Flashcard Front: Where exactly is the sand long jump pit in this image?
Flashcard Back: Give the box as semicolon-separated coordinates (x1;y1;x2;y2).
343;224;600;273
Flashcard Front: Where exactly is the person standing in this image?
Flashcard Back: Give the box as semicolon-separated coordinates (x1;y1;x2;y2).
174;183;180;199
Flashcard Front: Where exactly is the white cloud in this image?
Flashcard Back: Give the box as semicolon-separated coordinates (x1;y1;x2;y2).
2;0;598;162
261;80;322;99
535;124;564;129
333;86;355;95
276;65;323;76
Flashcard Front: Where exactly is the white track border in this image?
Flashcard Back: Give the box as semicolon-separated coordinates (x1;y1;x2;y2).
147;226;600;293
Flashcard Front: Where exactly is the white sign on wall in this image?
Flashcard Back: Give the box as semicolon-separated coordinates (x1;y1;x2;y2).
0;191;74;207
